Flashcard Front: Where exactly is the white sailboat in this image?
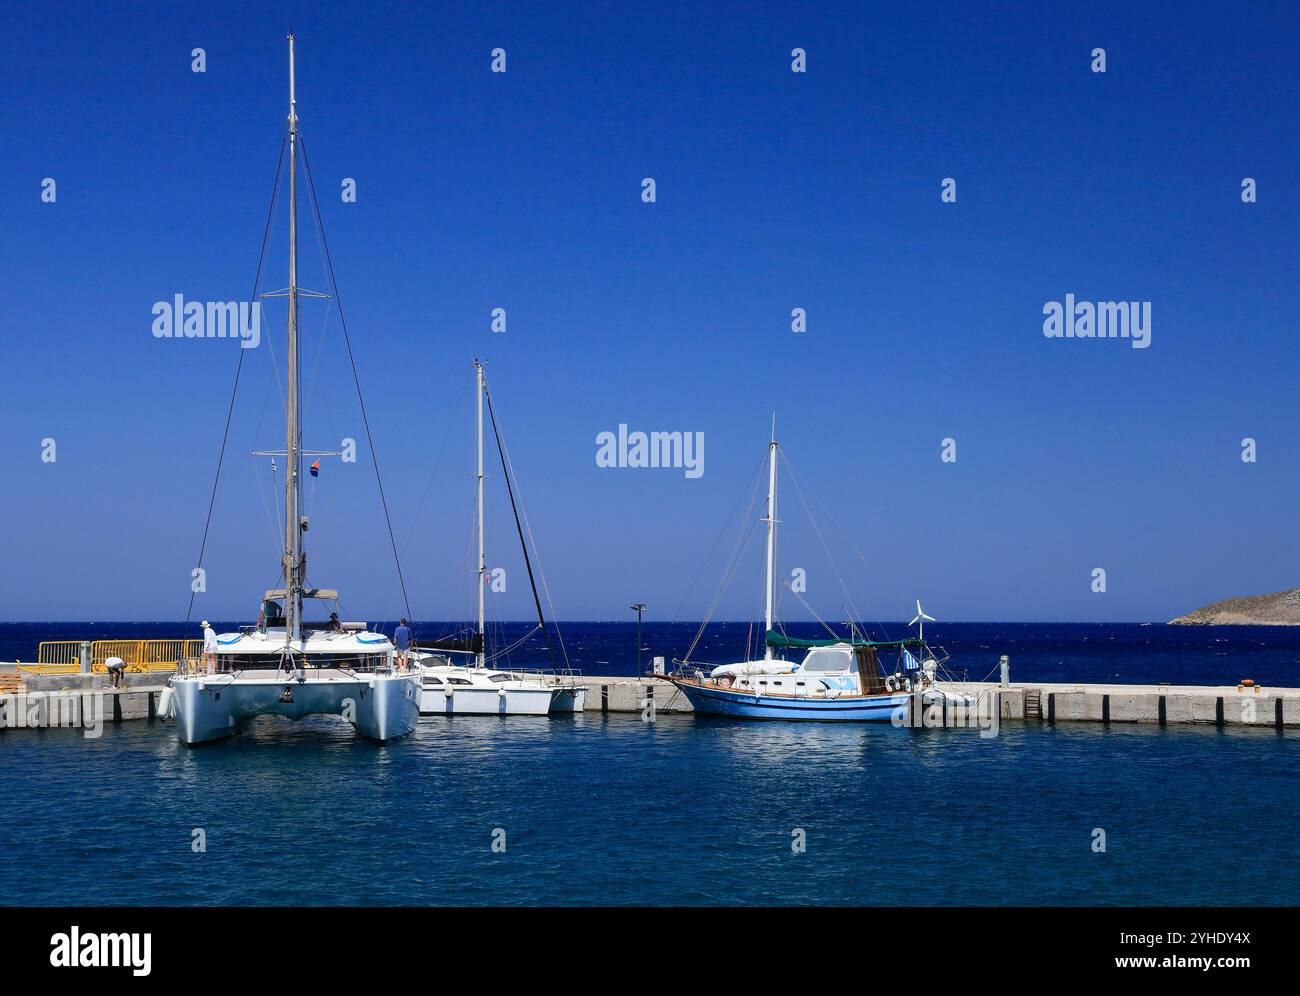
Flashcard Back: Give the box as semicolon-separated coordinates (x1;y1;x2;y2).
669;422;951;721
415;361;587;716
165;35;422;745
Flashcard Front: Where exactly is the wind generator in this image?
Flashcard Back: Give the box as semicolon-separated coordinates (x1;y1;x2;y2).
909;598;936;645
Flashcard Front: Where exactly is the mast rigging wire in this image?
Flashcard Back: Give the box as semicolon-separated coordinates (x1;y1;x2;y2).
298;135;414;628
183;134;287;637
481;373;555;663
483;393;572;667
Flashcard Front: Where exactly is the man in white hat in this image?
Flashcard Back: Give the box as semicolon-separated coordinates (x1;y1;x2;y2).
202;621;217;674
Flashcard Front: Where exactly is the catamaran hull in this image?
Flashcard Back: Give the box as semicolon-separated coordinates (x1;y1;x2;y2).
671;680;910;722
170;673;421;745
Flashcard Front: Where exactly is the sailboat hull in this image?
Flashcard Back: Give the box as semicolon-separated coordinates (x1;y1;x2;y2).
671;679;909;722
548;686;587;713
419;685;553;716
170;671;421;745
417;683;588;715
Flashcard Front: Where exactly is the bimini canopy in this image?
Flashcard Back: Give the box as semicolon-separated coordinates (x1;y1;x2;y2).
765;630;924;650
264;588;339;601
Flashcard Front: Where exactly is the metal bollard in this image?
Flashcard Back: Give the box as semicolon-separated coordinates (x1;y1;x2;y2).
80;641;91;674
999;654;1009;688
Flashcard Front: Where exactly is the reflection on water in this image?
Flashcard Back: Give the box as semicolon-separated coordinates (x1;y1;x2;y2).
3;714;1298;906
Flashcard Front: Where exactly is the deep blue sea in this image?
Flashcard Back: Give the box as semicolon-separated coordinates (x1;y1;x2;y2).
3;621;1300;906
5;619;1300;685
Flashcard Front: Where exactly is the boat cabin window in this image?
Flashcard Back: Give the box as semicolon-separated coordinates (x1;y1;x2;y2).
801;647;855;672
447;677;472;685
422;675;443;685
488;674;515;683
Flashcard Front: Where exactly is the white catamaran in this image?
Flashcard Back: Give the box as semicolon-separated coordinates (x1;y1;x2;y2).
414;361;587;716
164;35;422;745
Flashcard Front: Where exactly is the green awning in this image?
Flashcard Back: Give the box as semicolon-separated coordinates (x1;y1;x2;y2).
765;630;924;650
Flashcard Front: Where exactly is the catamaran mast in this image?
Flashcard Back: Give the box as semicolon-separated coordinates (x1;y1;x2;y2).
283;33;303;645
475;360;486;666
763;416;778;660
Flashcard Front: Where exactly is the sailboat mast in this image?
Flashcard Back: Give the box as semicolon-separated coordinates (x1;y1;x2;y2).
475;360;486;666
283;33;303;645
763;417;778;661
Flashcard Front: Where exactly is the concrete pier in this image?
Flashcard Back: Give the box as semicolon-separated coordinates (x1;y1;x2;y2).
0;684;168;731
3;671;1299;731
993;681;1300;728
586;677;695;714
572;678;1300;728
566;677;1300;728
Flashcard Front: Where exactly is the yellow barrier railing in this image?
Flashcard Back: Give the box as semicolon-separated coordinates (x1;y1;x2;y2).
37;641;81;666
34;639;202;673
92;640;202;672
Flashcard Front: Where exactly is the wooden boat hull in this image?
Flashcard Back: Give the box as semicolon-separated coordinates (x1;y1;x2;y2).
671;678;909;722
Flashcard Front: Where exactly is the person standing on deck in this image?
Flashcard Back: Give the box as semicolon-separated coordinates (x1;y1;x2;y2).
394;618;411;672
202;621;217;674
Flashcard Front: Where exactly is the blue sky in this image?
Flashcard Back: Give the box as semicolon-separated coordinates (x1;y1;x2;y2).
2;0;1298;623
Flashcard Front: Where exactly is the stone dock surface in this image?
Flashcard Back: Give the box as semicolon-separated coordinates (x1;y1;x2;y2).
588;678;1300;727
2;671;1299;730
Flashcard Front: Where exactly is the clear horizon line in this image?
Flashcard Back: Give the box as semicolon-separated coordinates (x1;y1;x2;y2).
0;618;1184;626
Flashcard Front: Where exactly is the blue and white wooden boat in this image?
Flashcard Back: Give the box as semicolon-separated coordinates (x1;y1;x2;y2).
669;425;957;722
671;636;921;722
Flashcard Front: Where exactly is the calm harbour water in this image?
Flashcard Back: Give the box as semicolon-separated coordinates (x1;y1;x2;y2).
3;622;1300;906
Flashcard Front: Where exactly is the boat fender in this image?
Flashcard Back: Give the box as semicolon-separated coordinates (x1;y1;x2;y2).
159;687;174;719
499;687;508;697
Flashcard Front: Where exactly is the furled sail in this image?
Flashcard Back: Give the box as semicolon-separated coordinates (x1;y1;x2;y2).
416;633;485;655
764;630;924;650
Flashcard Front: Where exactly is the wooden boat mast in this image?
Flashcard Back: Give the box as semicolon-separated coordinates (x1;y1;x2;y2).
763;415;778;661
476;360;487;666
283;33;304;646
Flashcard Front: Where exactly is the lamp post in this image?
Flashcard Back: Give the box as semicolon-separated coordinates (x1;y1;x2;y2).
630;603;647;677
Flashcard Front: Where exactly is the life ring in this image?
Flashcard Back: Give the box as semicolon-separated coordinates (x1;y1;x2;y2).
718;674;734;688
884;675;899;692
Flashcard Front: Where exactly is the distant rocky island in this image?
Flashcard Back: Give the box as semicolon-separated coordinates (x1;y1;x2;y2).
1169;587;1300;625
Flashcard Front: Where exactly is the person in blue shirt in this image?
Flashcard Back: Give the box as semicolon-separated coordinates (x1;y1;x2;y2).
394;618;412;671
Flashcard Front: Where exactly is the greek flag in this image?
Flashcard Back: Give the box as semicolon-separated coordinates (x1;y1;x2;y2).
901;648;921;672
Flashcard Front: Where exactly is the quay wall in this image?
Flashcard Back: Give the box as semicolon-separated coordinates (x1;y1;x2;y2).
2;671;1299;731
